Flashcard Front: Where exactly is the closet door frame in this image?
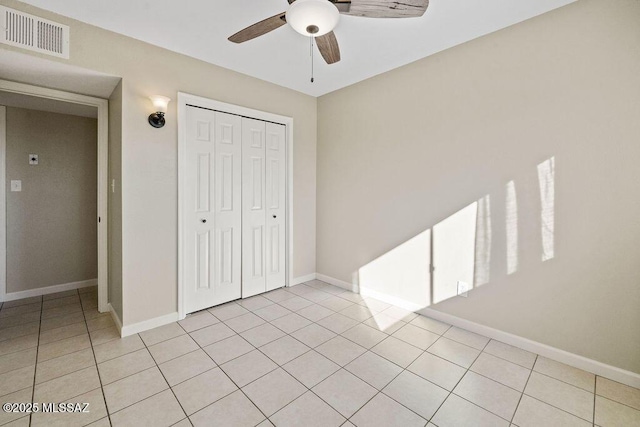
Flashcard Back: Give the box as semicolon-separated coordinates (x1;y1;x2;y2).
177;93;293;320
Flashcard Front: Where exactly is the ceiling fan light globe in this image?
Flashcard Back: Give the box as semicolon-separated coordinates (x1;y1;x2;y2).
286;0;340;37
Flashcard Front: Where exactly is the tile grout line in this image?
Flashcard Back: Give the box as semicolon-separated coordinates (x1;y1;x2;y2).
205;292;431;425
98;366;170;416
427;333;492;424
187;298;383;425
7;283;636;426
250;289;477;424
0;320;40;343
529;397;595;424
174;321;277;425
27;294;43;427
182;310;324;404
531;370;597;394
0;337;39;359
510;354;538;425
452;346;601;400
297;287;612;425
522;393;600;425
592;389;640;412
185;287;438;424
29;346;94;387
79;289;113;427
488;361;600;424
446;355;587;425
40;327;87;345
139;331;192;424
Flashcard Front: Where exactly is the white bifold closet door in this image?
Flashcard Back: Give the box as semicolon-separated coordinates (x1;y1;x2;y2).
242;118;286;297
185;106;242;313
184;106;286;314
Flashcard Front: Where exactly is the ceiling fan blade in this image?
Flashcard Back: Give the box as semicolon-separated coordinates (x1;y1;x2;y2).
316;31;341;64
228;12;287;43
345;0;429;18
332;0;352;13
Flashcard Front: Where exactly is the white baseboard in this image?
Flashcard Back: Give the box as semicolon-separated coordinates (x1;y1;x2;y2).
121;312;179;337
419;307;640;389
316;273;640;389
316;273;358;293
107;303;123;335
359;287;424;312
290;273;317;287
1;279;97;302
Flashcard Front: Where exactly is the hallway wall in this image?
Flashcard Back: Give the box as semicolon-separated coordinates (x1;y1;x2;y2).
5;107;97;292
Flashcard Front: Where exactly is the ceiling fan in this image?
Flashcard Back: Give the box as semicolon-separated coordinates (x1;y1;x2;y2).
228;0;430;65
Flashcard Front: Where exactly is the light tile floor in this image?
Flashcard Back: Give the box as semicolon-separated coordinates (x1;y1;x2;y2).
0;280;638;426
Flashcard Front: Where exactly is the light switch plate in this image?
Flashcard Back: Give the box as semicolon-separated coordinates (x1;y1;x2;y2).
10;180;22;192
457;281;470;298
29;154;38;165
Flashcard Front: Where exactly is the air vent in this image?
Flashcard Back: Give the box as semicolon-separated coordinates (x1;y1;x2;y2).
0;6;69;59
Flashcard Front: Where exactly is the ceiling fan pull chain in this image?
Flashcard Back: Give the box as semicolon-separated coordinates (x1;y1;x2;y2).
310;36;314;83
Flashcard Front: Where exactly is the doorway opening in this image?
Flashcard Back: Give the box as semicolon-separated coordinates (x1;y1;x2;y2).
0;80;109;312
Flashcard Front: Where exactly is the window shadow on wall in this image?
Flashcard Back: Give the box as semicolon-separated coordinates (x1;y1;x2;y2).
355;157;555;332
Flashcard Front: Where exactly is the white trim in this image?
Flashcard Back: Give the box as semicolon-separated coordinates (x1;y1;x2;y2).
419;307;640;389
0;79;109;312
316;274;422;309
286;116;294;303
177;93;294;320
107;302;123;335
1;279;97;302
0;106;5;302
316;273;358;293
290;273;316;287
121;312;179;337
315;272;640;389
359;287;424;312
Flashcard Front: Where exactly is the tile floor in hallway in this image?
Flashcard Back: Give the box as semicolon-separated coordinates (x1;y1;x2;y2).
0;280;639;427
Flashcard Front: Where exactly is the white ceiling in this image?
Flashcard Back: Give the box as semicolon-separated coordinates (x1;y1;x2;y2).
19;0;575;97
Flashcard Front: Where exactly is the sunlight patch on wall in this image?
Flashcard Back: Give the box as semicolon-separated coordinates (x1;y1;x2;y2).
538;157;555;261
433;202;478;303
474;195;492;286
358;229;431;309
354;158;557;320
506;180;519;275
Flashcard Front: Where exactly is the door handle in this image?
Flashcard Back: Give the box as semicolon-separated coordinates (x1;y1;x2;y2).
201;219;207;223
272;215;276;219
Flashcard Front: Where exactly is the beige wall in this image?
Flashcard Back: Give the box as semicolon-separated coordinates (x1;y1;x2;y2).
0;0;317;325
108;81;123;321
317;0;640;373
5;107;97;292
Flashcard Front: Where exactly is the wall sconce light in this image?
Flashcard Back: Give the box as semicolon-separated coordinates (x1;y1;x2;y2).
148;95;171;128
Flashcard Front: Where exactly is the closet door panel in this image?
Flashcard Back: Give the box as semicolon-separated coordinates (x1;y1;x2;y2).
265;123;286;291
185;106;216;313
213;111;243;304
184;107;242;314
241;118;267;297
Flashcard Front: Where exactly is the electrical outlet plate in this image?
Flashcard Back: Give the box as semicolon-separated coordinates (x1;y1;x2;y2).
29;154;38;165
10;180;22;192
457;281;470;298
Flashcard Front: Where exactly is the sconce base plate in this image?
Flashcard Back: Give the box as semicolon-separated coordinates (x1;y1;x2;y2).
148;112;166;128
